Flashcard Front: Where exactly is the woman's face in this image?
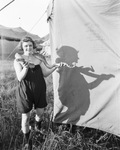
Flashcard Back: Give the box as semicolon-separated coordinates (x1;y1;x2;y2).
22;41;34;55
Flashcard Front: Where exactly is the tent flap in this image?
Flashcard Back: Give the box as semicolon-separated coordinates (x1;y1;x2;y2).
48;0;120;137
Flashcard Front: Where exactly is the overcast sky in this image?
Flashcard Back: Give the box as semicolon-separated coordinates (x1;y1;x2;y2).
0;0;50;37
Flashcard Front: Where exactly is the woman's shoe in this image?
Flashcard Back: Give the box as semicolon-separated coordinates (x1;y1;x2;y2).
22;130;32;150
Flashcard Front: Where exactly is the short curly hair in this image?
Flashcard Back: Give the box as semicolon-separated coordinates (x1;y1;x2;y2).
19;36;37;50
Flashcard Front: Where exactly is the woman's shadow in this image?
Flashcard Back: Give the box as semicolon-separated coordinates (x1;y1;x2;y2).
54;46;115;124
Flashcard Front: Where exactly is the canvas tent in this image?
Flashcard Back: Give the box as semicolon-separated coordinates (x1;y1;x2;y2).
47;0;120;137
0;25;41;58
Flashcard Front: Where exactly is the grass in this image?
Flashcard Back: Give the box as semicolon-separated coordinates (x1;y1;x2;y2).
0;59;120;150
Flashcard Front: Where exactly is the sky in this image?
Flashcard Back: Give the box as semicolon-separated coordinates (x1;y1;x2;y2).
0;0;50;37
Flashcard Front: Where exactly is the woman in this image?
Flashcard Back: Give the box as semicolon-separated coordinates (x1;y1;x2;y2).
14;36;59;149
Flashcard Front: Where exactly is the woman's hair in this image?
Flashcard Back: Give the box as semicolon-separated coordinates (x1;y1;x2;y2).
19;36;37;50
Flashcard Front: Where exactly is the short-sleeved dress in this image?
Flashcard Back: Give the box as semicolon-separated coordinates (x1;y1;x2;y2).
16;64;47;113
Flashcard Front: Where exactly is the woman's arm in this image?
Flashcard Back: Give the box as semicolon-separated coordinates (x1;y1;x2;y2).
40;62;59;77
14;59;29;82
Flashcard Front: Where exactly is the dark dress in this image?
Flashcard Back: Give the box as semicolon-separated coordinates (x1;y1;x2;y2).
16;65;47;113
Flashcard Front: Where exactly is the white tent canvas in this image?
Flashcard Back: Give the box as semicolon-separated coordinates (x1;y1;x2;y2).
48;0;120;137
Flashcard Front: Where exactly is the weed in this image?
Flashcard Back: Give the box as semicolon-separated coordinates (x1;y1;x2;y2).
0;60;120;150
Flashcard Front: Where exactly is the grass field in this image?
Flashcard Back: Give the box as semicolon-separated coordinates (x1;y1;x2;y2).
0;59;120;150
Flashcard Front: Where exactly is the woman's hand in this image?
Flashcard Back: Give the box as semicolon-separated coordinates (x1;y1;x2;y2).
22;61;29;69
52;63;64;68
56;62;67;68
22;62;35;69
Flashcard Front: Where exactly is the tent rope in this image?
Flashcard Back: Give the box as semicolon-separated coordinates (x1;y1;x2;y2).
0;0;15;12
29;10;47;33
